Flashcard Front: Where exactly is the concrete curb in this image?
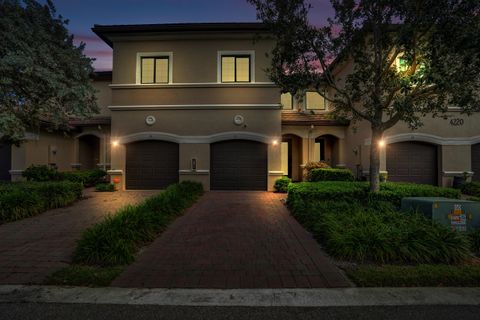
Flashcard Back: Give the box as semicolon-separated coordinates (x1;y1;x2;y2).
0;285;480;307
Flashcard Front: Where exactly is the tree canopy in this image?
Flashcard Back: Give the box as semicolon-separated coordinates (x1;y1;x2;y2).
249;0;480;191
0;0;98;145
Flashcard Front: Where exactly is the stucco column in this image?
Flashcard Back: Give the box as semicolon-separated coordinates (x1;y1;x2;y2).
268;142;283;191
108;142;126;190
380;145;387;171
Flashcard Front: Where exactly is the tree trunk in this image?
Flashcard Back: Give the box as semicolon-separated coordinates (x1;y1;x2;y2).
369;127;383;192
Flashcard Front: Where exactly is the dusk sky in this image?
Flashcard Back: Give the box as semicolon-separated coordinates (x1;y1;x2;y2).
48;0;335;71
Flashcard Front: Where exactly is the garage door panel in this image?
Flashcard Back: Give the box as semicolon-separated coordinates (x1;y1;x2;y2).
387;141;437;185
126;140;179;190
211;140;267;190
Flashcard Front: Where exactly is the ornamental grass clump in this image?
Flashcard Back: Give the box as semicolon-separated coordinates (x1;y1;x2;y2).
74;181;203;267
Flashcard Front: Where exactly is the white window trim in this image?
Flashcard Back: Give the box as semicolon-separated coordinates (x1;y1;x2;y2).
217;50;255;83
136;52;173;84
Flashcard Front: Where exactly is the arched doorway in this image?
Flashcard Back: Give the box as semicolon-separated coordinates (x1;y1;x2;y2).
314;134;340;167
281;134;303;181
78;135;100;170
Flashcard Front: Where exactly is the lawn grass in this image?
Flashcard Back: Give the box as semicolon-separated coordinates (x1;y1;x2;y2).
45;265;124;287
345;264;480;287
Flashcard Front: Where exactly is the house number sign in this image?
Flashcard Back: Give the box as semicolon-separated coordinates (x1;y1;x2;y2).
450;118;464;126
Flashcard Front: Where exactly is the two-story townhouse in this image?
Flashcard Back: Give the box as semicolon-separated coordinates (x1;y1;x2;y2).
92;23;283;190
2;22;479;189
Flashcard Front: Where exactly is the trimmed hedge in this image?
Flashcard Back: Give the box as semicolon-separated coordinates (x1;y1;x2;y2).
287;181;461;210
290;199;471;264
22;165;106;187
74;181;203;266
274;176;291;193
61;169;107;187
310;168;355;182
303;161;330;181
95;183;115;192
0;181;83;223
462;182;480;197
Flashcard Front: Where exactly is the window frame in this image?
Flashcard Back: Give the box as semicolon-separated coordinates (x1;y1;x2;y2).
136;52;173;84
140;56;170;84
305;91;327;111
217;51;255;83
221;55;251;83
280;92;294;110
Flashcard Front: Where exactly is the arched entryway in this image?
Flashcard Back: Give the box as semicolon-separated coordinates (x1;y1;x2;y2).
314;134;340;167
210;139;267;190
78;134;100;169
386;141;438;185
281;134;303;181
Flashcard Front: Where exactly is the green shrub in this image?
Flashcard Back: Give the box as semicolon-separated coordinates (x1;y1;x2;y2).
310;168;355;182
61;169;107;187
74;181;203;266
0;181;83;222
303;161;330;181
369;182;461;207
462;182;480;197
22;165;61;182
274;176;291;193
95;183;115;192
293;199;471;264
469;230;480;256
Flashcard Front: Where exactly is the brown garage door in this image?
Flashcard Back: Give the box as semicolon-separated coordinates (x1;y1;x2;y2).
0;144;11;181
472;143;480;181
126;140;179;190
211;140;267;190
387;141;438;185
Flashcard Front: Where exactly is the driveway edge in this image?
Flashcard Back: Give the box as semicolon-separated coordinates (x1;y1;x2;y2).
1;285;479;307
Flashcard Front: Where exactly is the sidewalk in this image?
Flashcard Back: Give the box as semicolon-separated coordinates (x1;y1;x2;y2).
1;285;479;307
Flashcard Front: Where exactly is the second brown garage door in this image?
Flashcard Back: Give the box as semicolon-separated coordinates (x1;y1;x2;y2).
387;141;438;185
211;140;267;190
125;140;179;190
472;143;480;181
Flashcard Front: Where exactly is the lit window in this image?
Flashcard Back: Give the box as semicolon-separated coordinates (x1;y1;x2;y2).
141;57;169;84
221;55;250;82
281;93;293;109
395;56;410;73
306;92;326;110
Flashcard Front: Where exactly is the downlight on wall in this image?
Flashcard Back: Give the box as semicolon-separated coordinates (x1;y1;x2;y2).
112;140;119;147
272;139;279;146
378;139;386;148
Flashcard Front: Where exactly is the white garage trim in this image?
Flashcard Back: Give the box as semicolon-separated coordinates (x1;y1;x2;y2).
117;131;276;145
364;133;480;146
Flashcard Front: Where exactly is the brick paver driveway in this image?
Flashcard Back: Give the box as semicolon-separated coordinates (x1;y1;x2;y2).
0;189;158;284
113;192;351;288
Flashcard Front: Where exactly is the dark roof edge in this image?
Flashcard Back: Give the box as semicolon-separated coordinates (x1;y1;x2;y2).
92;22;269;47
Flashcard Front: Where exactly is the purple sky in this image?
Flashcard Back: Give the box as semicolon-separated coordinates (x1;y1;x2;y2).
49;0;334;71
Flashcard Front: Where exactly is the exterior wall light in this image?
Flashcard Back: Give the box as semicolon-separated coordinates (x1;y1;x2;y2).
272;139;279;146
378;139;386;148
112;140;119;147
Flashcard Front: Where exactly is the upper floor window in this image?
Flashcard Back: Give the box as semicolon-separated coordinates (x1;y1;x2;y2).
141;57;169;84
218;51;254;83
136;52;173;84
281;93;293;110
221;55;251;82
306;92;326;110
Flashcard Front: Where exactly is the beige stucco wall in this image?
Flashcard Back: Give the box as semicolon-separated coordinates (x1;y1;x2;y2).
110;108;282;191
92;80;112;116
111;86;279;106
23;131;75;171
112;38;275;84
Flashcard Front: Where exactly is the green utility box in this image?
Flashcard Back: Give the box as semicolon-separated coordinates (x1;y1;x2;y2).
401;197;480;232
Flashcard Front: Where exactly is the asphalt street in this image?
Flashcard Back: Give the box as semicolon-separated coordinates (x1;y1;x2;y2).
1;303;480;320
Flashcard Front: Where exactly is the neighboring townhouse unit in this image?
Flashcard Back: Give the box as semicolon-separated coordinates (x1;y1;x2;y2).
1;22;479;190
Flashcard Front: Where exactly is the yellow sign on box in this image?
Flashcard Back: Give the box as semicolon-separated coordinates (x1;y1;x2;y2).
453;204;463;215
